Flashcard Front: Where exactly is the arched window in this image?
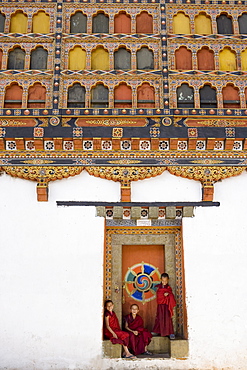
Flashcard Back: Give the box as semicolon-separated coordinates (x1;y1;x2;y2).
91;47;109;70
67;83;85;108
195;13;212;34
177;84;194;108
8;48;25;69
91;84;109;108
217;13;233;34
222;84;240;108
30;47;48;70
137;83;155;108
173;12;191;34
199;85;217;108
4;83;23;108
241;48;247;70
10;11;27;33
70;11;87;33
114;48;131;70
27;83;46;108
69;47;86;70
136;11;153;33
114;83;132;108
197;47;215;70
175;46;192;70
219;47;236;71
32;11;50;33
0;12;6;33
92;13;109;33
238;13;247;34
136;47;154;70
114;12;131;33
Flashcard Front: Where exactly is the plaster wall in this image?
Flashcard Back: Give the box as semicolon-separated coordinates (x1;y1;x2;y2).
0;170;247;370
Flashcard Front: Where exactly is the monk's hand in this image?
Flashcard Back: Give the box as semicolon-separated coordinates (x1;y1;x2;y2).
164;292;169;296
113;333;118;339
133;331;138;336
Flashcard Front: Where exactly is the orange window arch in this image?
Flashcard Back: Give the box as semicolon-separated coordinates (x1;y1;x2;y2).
28;83;46;108
136;11;153;33
4;83;23;108
175;46;192;70
222;84;240;108
137;83;155;108
114;83;132;108
114;12;131;33
197;47;215;70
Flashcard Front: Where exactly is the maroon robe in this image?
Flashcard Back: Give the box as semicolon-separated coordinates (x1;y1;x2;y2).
124;313;152;355
153;283;176;336
104;310;129;346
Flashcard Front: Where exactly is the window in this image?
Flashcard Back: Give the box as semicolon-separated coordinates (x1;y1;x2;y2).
30;47;48;70
219;48;236;71
92;13;109;33
175;46;192;70
68;84;86;108
217;13;233;34
136;11;153;33
197;47;215;70
199;85;217;108
70;12;87;33
173;12;191;34
137;83;155;108
69;47;86;70
0;12;5;33
8;48;25;69
114;83;132;108
114;48;131;70
4;83;23;108
238;13;247;34
91;84;109;108
27;83;46;108
10;11;27;33
91;47;109;70
136;47;154;70
177;84;194;108
195;13;212;34
114;12;131;33
222;84;240;108
32;11;50;33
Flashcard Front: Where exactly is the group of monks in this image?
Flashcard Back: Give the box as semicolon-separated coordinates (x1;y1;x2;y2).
103;272;176;359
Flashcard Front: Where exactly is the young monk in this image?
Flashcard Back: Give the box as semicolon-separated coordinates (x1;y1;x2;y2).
103;300;136;358
124;304;152;356
152;273;176;339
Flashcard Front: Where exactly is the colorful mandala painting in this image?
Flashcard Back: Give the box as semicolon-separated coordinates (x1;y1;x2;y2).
124;262;161;303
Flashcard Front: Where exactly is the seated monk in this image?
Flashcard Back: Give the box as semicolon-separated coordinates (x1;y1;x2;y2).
103;300;136;359
124;304;152;356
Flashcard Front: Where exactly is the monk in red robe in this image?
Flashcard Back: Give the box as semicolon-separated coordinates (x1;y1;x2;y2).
124;304;152;356
152;273;176;338
103;300;136;358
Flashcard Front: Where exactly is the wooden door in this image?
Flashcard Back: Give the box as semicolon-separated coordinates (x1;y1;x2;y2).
122;245;164;332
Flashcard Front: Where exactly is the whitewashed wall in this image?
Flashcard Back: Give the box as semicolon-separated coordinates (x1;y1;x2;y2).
0;170;247;370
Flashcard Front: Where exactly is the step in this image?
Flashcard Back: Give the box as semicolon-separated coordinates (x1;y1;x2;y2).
103;340;122;358
148;336;170;354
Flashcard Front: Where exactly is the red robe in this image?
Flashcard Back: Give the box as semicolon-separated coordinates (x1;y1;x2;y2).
104;310;129;346
153;283;176;336
124;313;152;355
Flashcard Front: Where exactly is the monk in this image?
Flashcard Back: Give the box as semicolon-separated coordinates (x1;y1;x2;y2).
124;304;152;356
152;272;176;338
103;300;136;358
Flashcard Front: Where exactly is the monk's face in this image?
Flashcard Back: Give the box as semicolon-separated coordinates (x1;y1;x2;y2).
131;305;139;315
106;302;114;312
161;276;169;285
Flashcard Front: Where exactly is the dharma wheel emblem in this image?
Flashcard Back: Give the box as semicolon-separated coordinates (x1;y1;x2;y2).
124;262;161;303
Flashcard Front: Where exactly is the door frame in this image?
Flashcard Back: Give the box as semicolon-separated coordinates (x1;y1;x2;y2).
104;226;187;338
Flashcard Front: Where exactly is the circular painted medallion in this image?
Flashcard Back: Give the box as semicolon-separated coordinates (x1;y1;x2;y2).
124;262;161;303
